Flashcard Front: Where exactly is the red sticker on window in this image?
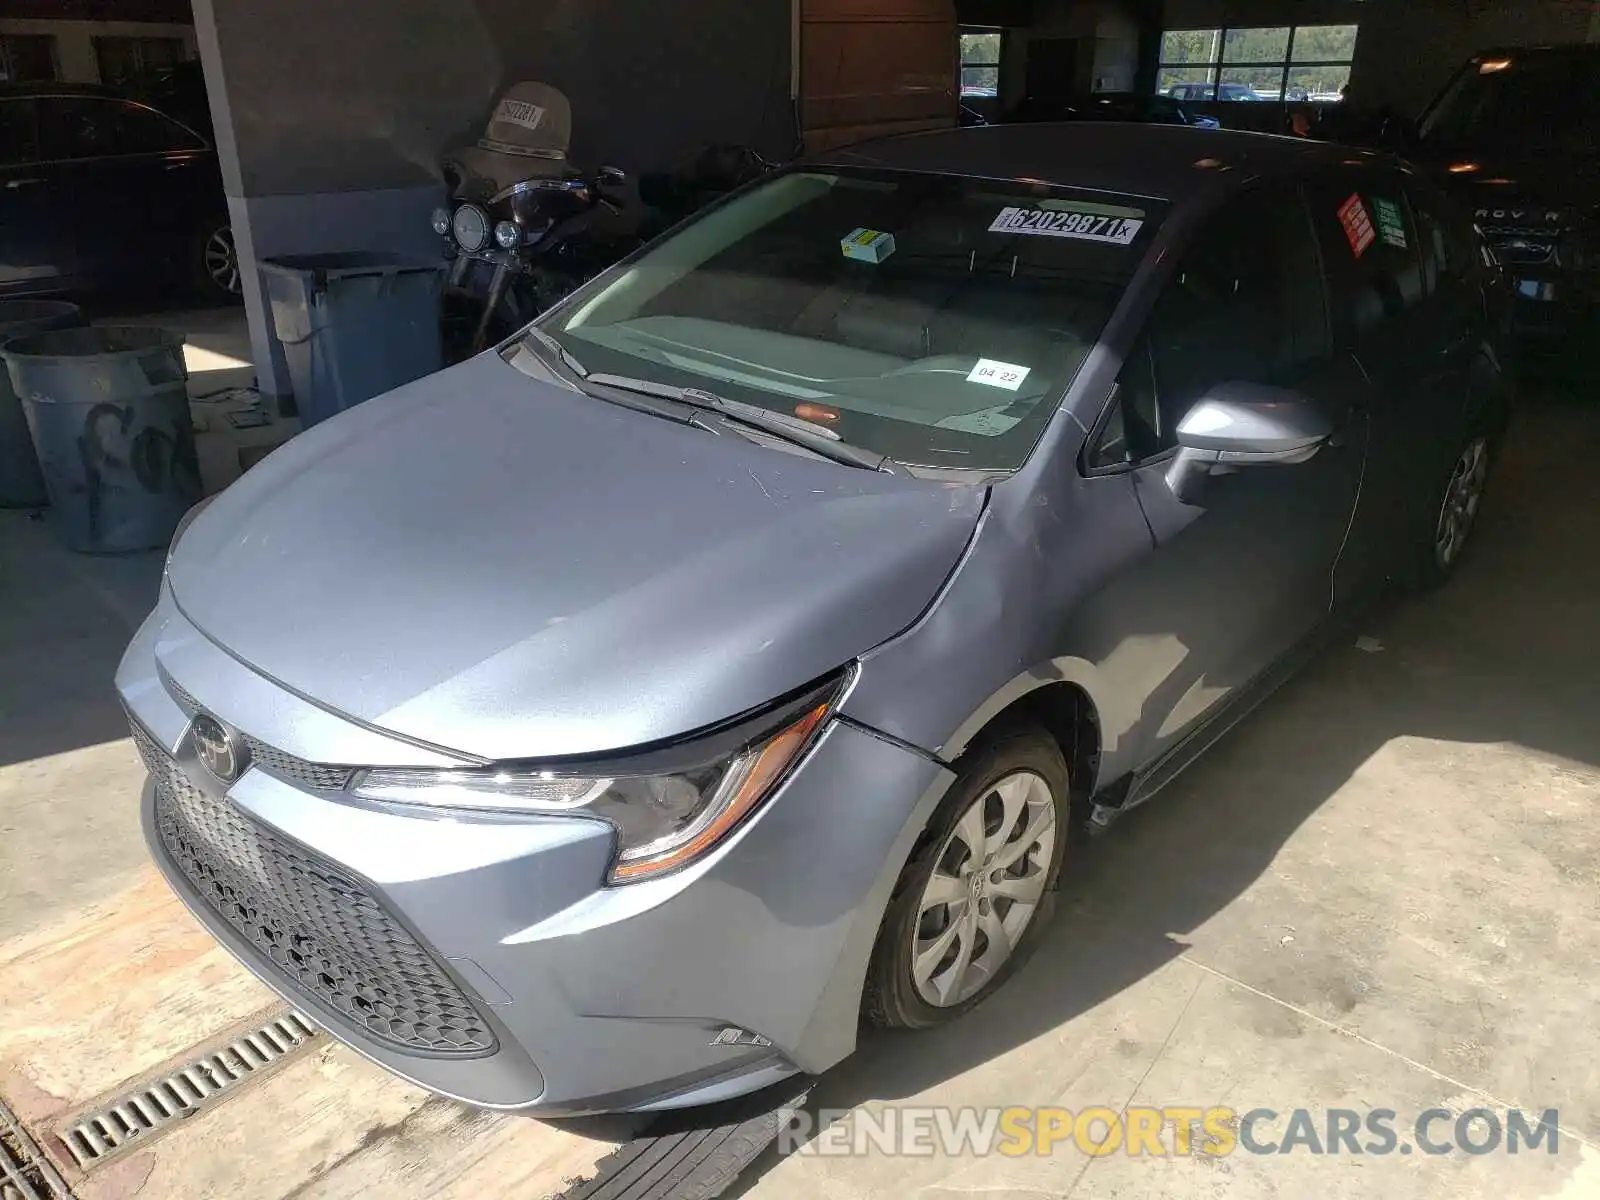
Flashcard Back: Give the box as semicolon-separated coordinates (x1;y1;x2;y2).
1337;193;1377;259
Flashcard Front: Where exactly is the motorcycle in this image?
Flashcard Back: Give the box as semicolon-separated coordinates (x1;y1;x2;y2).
432;82;634;358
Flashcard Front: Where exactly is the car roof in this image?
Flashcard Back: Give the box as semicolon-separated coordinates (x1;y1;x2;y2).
812;123;1380;207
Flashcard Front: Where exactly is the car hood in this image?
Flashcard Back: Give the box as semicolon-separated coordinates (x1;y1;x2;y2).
167;352;986;762
1414;144;1600;219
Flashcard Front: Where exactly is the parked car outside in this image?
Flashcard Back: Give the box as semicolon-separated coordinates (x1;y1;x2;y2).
0;82;239;302
1167;82;1265;102
1400;44;1600;341
1009;91;1221;129
119;124;1511;1118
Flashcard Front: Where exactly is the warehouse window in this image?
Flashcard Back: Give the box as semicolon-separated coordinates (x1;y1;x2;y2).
93;35;188;91
0;34;59;83
960;27;1002;99
1157;25;1358;102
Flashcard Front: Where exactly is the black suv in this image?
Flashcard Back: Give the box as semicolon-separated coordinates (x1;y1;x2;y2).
0;82;238;303
1405;45;1600;340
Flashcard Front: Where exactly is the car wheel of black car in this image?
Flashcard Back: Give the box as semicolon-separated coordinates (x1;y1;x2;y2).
194;218;243;301
864;728;1069;1030
1416;428;1495;589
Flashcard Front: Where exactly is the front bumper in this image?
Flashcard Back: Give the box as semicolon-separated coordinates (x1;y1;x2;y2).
118;590;952;1115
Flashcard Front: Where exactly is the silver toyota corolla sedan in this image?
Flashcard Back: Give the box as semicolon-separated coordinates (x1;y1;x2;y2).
118;125;1511;1116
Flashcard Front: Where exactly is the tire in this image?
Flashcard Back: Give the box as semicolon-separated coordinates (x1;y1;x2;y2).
863;727;1070;1030
1414;425;1495;590
193;217;243;303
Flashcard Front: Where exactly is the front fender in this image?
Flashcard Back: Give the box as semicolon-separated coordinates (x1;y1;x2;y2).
840;465;1156;793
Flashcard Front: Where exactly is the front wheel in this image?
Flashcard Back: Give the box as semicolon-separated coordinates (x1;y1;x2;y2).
863;728;1070;1030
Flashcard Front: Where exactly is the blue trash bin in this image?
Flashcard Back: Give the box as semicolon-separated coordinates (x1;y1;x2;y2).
260;252;444;429
0;299;86;508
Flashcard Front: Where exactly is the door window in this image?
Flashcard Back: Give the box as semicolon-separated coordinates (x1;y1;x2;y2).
1406;177;1484;296
1091;186;1329;466
38;96;204;161
1307;170;1424;339
0;99;40;167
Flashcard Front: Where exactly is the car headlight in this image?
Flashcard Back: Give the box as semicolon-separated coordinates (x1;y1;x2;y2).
493;220;521;249
348;676;844;883
452;204;490;252
430;207;451;236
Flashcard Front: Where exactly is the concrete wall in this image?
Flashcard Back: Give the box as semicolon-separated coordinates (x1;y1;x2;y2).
194;0;794;400
0;17;196;84
479;0;795;170
1002;0;1146;102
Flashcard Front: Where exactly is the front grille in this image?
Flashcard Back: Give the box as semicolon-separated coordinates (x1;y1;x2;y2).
161;672;353;791
1486;236;1555;266
243;739;354;791
130;720;496;1058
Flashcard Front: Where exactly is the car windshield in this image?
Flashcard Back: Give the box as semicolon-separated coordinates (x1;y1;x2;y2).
536;168;1164;471
1420;53;1600;152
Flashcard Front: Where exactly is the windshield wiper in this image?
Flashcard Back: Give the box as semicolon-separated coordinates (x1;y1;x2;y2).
522;326;589;381
585;373;896;473
514;333;721;431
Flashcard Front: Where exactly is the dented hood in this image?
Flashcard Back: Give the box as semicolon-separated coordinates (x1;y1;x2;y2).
167;352;985;762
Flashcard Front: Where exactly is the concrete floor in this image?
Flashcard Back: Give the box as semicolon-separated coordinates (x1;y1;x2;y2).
2;357;1598;1198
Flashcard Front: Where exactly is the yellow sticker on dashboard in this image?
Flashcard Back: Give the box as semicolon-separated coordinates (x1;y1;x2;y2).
842;228;897;263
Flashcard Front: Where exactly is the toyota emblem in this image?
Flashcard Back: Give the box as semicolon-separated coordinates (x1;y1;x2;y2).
192;713;246;783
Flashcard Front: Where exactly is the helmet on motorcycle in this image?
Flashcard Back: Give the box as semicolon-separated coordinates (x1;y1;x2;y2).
444;82;576;197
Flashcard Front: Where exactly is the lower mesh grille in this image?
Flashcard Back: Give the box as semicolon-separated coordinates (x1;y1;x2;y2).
130;719;496;1058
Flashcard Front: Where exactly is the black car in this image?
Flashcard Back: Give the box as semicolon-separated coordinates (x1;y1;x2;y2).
1402;45;1600;340
0;82;238;302
1008;92;1221;129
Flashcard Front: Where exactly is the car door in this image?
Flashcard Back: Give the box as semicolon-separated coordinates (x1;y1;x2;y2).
1303;166;1441;597
0;96;75;295
39;95;214;292
1081;182;1371;770
1405;171;1502;453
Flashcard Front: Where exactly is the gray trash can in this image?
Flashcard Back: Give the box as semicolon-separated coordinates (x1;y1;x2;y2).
0;300;86;508
0;326;201;553
260;252;444;429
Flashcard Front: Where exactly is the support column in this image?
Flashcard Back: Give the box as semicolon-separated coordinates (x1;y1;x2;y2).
188;0;497;405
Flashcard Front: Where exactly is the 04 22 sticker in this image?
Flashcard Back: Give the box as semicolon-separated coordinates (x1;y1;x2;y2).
968;359;1032;391
989;207;1144;245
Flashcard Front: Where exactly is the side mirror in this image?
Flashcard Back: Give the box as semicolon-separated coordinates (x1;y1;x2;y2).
597;165;629;189
1165;382;1335;505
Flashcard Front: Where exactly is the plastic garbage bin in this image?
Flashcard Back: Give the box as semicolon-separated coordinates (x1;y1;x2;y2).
259;252;444;429
0;299;86;508
0;326;200;553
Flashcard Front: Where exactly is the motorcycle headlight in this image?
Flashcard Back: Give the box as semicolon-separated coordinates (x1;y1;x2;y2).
430;207;451;236
493;220;521;249
451;204;490;252
348;676;844;884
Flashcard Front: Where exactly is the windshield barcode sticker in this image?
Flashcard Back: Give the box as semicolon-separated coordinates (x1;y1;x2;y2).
989;207;1144;245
